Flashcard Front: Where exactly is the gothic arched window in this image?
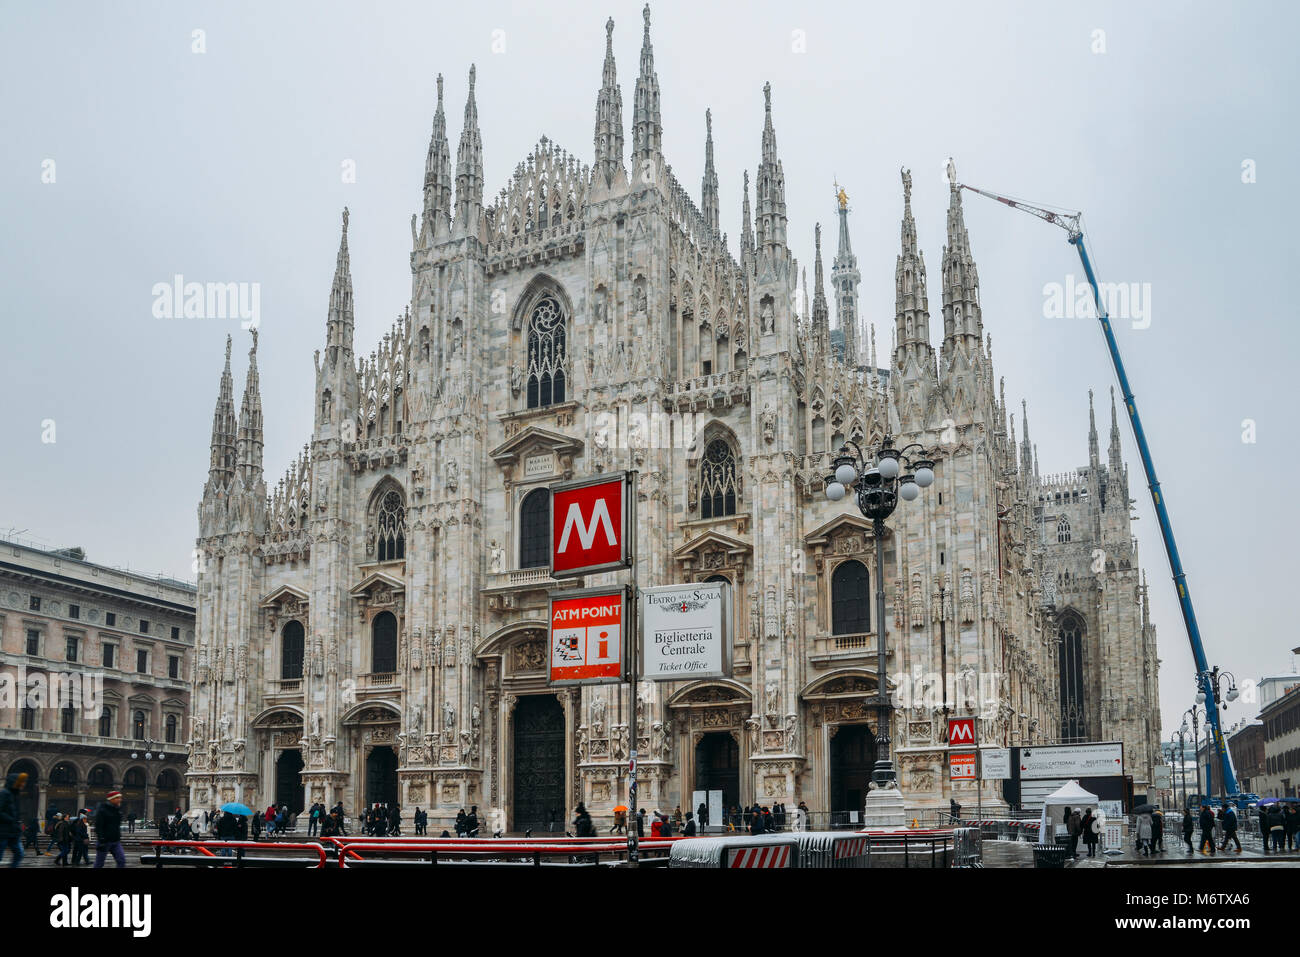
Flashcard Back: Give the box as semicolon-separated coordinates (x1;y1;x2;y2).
1057;516;1071;543
831;560;871;635
1058;613;1087;742
377;490;406;561
371;611;398;674
700;440;737;519
526;294;567;408
281;620;304;680
519;488;551;569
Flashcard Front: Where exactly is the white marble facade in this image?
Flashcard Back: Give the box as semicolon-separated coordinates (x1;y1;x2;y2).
186;6;1160;826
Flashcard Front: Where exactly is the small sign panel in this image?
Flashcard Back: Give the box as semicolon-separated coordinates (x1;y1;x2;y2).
548;587;627;685
640;581;732;681
981;748;1011;780
948;717;976;747
550;472;634;579
950;752;976;781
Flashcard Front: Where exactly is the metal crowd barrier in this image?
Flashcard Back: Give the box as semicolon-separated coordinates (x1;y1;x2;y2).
668;829;981;868
669;834;799;868
320;835;682;868
141;840;328;868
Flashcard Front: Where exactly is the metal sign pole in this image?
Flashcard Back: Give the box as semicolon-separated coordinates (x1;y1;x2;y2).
626;471;639;865
627;584;638;865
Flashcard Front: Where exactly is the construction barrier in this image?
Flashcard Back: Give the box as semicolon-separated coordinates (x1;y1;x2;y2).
669;835;800;868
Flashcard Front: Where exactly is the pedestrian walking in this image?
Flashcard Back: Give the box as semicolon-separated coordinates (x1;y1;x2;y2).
1198;805;1216;855
1068;808;1082;857
1151;809;1164;853
636;808;645;838
1268;805;1286;853
1220;804;1241;853
1081;809;1099;857
797;800;810;832
70;814;90;866
93;791;127;868
1285;805;1299;851
0;772;27;867
23;816;39;851
1181;808;1195;853
697;802;708;831
609;808;626;834
950;798;961;823
455;808;467;837
682;811;696;836
466;805;480;838
1135;810;1153;857
126;810;136;834
52;814;71;866
574;802;596;837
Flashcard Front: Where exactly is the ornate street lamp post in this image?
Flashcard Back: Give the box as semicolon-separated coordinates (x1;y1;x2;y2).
1170;727;1191;810
1196;667;1239;805
825;437;934;789
1182;707;1206;804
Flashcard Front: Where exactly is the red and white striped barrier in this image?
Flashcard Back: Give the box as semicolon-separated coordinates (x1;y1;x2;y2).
727;844;792;868
833;837;868;860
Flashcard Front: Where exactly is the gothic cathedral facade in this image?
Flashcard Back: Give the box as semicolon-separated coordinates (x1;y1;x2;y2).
187;7;1161;825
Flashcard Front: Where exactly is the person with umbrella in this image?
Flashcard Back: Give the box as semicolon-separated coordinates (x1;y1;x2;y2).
609;805;627;835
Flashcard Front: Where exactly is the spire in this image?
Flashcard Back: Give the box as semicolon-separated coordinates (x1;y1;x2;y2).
741;169;753;262
754;82;787;248
207;335;237;490
593;18;624;187
1087;388;1100;469
941;157;983;356
422;74;453;239
831;183;861;363
454;65;484;233
701;109;719;234
325;208;354;366
894;167;932;364
1108;386;1123;471
812;223;829;352
1020;399;1033;477
237;329;263;481
630;5;662;170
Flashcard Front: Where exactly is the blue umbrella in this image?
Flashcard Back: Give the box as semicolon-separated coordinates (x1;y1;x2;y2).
221;802;253;816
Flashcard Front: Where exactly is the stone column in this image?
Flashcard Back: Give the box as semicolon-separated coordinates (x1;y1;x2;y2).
557;689;573;817
501;693;517;829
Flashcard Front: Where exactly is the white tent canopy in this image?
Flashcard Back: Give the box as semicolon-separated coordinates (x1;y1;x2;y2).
1038;780;1101;839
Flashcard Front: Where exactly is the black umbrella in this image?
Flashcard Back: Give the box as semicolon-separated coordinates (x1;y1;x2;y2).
1132;803;1158;815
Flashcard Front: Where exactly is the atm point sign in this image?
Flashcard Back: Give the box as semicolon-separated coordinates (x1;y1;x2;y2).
549;587;627;685
550;472;633;578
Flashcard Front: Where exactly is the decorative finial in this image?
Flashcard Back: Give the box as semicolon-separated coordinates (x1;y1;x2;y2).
946;157;958;188
436;73;444;105
643;3;651;31
224;334;232;362
250;328;258;354
706;108;712;135
342;206;349;234
901;166;912;205
836;182;849;210
468;64;476;91
606;17;614;47
763;81;771;113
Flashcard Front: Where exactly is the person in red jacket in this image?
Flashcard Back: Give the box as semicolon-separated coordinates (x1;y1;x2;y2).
649;812;663;838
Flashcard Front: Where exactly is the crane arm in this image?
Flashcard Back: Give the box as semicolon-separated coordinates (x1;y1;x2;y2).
961;180;1239;799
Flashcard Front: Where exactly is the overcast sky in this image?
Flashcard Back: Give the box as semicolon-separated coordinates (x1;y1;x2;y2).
2;0;1296;740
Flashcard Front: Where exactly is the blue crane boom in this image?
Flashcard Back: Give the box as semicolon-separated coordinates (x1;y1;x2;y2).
960;182;1238;799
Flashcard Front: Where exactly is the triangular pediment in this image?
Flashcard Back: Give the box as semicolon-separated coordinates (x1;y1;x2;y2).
348;571;406;599
673;528;752;563
259;584;310;609
803;511;887;547
489;425;584;466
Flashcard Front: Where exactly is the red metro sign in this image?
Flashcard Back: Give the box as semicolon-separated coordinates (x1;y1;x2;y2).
550;472;634;578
